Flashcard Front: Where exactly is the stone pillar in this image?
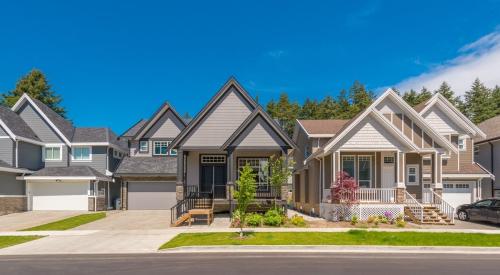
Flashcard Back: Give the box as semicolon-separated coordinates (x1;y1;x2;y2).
227;148;234;200
176;149;184;201
396;187;406;203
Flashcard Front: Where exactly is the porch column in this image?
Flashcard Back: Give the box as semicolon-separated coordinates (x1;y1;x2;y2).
434;152;443;194
281;147;289;201
176;149;184;201
396;151;405;188
227;148;234;200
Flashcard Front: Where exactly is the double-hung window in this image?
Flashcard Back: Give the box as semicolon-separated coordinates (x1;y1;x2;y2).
139;140;148;152
458;136;467;151
44;146;62;161
72;146;91;161
341;156;355;178
357;156;372;188
153;141;169;155
406;165;419;185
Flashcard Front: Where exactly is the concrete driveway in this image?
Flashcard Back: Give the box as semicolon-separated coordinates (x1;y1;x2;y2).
74;210;172;230
0;211;87;231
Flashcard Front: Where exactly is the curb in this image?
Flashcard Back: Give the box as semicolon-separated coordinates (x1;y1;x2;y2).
160;245;500;254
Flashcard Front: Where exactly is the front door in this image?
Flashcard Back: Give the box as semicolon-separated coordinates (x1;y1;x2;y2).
381;153;395;188
200;155;227;198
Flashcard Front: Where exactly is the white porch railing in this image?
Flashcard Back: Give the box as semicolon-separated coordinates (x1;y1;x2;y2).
422;188;455;223
356;188;397;203
404;191;424;223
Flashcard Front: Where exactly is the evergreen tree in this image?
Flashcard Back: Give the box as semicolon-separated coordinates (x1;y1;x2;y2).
402;89;419;106
416;87;432;105
299;98;319;119
492;85;500;116
464;78;496;123
317;96;339;119
1;69;66;117
336;89;352;119
349;80;374;116
434;81;462;107
266;93;299;136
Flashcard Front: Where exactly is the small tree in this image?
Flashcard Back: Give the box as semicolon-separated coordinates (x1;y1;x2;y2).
233;164;256;237
331;171;359;221
267;155;294;209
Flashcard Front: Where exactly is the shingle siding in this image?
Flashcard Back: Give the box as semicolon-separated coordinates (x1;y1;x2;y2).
17;102;64;143
17;141;43;170
143;110;184;139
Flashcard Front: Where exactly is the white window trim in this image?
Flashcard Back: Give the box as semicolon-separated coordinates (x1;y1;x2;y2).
113;149;123;159
458;136;467;151
406;164;419;186
169;141;177;156
153;141;169;156
341;155;356;178
43;145;63;162
139;140;148;152
71;146;92;162
357;155;372;188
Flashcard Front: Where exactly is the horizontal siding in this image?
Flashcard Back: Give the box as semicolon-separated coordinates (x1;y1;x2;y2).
44;145;68;167
17;102;64;143
183;87;253;147
422;106;463;135
376;97;403;114
232;116;286;148
69;146;107;173
144;110;184;139
0;172;24;195
0;138;14;166
338;116;404;149
18;141;43;170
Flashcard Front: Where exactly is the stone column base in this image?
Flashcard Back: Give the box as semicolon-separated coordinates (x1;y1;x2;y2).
0;197;27;215
176;184;184;201
396;187;406;203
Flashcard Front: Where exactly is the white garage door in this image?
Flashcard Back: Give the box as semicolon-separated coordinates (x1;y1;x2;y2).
28;181;89;211
128;181;177;210
442;182;474;209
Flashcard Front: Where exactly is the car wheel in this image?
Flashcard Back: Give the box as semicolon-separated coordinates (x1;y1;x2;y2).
457;211;468;221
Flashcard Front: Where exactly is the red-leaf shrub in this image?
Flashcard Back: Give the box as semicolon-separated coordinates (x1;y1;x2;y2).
331;171;359;204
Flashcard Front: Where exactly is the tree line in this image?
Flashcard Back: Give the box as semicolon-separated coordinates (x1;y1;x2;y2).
267;79;500;135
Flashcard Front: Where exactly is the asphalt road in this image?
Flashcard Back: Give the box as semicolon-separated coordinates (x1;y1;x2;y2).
0;253;498;275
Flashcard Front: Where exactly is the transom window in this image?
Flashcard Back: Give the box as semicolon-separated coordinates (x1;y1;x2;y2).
139;141;148;152
44;146;62;161
73;146;91;161
383;156;394;164
201;155;226;164
406;164;419;185
238;158;269;187
153;141;169;155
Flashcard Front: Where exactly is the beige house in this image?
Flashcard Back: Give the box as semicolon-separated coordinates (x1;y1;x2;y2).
292;89;491;224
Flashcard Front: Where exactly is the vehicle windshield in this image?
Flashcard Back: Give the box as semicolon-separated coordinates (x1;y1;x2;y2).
474;200;493;207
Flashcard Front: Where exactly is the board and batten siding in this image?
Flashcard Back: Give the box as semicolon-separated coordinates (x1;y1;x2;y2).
182;87;253;147
69;146;107;173
17;102;65;143
18;141;43;170
336;116;405;150
230;116;286;148
143;110;184;139
422;106;463;135
0;138;14;166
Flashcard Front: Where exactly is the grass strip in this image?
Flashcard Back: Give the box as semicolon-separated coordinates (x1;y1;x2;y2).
160;230;500;249
20;212;106;231
0;236;44;249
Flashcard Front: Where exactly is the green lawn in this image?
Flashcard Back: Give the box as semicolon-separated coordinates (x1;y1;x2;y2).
0;236;43;249
20;212;106;231
160;231;500;249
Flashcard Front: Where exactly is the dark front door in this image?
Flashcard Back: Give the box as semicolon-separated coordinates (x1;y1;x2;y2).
200;164;227;198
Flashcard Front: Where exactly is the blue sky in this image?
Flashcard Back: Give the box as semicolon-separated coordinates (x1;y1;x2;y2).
1;1;500;134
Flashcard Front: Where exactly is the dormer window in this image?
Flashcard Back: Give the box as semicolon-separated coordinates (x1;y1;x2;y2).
458;136;466;151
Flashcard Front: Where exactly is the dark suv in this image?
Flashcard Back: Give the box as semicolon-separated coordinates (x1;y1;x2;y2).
456;199;500;224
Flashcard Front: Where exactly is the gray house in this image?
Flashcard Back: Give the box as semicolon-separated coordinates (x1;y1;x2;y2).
169;78;295;224
0;94;127;214
475;115;500;198
115;102;187;210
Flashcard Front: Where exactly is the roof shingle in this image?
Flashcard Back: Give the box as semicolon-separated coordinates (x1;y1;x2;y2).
298;119;350;135
115;157;177;175
0;105;40;141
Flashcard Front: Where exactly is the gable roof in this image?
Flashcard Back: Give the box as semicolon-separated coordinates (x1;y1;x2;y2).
133;102;186;140
475;115;500;144
170;77;259;149
121;119;148;138
0;105;41;142
72;127;128;151
221;107;296;150
115;156;177;175
419;93;486;138
12;94;74;146
297;119;349;137
0;160;32;174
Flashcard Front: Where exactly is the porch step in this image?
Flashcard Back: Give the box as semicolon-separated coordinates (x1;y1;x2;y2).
172;213;191;227
404;206;454;225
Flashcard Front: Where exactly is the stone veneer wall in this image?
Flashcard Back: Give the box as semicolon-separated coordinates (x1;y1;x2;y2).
0;196;27;215
88;197;106;211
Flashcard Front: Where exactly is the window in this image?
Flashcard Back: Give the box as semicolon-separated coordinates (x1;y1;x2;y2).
474;200;493;207
383;156;394;164
358;156;371;188
458;136;466;151
201;155;226;164
153;141;169;155
238;158;269;188
342;156;355;177
443;183;454;189
72;146;91;161
139;141;148;152
44;146;62;161
456;183;470;189
406;164;419;185
113;149;123;159
169;142;177;156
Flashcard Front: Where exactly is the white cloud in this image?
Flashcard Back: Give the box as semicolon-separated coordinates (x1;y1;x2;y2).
395;29;500;96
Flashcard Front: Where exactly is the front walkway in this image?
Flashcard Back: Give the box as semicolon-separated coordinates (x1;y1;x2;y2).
0;211;87;231
74;210;172;230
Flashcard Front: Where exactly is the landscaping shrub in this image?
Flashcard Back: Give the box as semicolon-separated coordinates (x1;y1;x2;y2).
246;213;264;227
350;215;359;225
290;214;306;227
263;209;283;226
231;209;242;228
396;219;406;228
367;215;377;224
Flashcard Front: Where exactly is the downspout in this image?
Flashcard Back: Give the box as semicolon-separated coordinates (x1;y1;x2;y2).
15;140;19;168
94;181;97;211
489;142;495;197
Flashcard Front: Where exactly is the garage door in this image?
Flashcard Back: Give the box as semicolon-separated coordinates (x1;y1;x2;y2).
28;181;89;211
128;181;177;210
442;182;474;209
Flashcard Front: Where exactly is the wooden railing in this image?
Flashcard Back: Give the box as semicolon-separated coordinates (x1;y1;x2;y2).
404;191;424;223
423;188;455;223
171;188;213;225
356;188;396;203
234;184;281;199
